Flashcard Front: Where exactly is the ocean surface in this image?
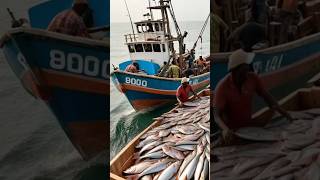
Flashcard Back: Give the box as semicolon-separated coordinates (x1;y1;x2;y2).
0;1;105;179
110;21;210;159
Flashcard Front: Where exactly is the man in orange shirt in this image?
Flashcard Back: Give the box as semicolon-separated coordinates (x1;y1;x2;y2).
48;0;91;38
125;62;139;73
214;49;292;142
176;77;199;106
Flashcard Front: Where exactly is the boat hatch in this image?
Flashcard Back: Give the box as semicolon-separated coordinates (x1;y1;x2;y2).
119;60;160;75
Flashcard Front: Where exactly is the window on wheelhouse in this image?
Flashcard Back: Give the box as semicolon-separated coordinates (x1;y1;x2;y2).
147;23;154;32
155;23;160;31
137;25;142;33
144;44;152;52
128;44;135;53
135;44;144;52
153;44;161;52
162;44;166;52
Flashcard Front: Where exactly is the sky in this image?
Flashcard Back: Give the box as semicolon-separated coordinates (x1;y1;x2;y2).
110;0;209;23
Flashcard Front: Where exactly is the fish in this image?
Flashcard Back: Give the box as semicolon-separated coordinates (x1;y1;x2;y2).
179;143;204;180
175;140;199;146
162;145;185;160
199;158;209;180
194;152;206;180
139;159;171;173
198;122;210;132
122;97;211;179
147;142;174;154
235;127;281;141
157;161;182;180
138;151;167;160
140;175;153;180
178;148;197;177
136;135;160;148
231;155;280;175
174;144;196;151
139;141;163;155
123;160;156;174
177;125;199;135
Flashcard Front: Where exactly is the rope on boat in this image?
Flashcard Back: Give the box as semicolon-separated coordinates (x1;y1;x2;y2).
192;13;210;51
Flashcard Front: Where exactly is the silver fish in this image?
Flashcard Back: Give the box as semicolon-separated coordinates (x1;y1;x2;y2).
162;145;185;160
139;141;162;155
178;148;197;177
179;144;204;180
174;144;196;151
158;161;182;180
139;151;167;160
194;152;206;180
137;159;172;177
147;142;174;154
123;160;156;174
198;122;210;132
199;158;208;180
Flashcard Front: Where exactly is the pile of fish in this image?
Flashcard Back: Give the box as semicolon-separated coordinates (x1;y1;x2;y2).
123;96;210;180
211;108;320;180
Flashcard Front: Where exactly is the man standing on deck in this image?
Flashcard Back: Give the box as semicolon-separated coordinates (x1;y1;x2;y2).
166;61;181;78
176;77;200;107
47;0;92;38
214;49;293;143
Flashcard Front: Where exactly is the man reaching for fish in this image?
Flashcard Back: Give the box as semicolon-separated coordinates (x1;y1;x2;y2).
176;77;200;107
214;49;293;143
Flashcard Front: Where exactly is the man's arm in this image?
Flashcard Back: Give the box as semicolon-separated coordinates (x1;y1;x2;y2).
260;90;293;120
190;86;200;98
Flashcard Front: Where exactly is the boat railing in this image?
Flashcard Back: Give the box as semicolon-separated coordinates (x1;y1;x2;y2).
124;32;165;43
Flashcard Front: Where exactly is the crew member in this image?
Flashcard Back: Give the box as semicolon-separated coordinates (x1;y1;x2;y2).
176;77;199;106
214;49;293;143
125;62;139;73
166;61;181;78
48;0;92;37
196;56;207;72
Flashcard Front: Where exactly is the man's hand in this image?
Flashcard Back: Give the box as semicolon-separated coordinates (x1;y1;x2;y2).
179;102;184;107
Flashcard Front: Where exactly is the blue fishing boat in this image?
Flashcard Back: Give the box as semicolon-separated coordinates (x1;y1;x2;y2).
111;0;210;111
0;0;109;160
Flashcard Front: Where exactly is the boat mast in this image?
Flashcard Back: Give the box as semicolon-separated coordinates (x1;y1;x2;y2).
167;0;185;55
159;0;174;57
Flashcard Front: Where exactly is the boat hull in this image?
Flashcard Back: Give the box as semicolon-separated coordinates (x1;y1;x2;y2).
0;28;109;160
210;32;320;110
111;71;210;111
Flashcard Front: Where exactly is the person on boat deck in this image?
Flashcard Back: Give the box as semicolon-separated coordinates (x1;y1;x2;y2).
158;61;168;74
196;56;207;72
214;49;293;143
125;62;140;73
176;77;200;107
47;0;92;38
166;61;181;78
188;49;196;68
227;21;266;52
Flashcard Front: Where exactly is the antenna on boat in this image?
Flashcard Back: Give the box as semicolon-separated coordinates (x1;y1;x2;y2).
123;0;135;35
148;0;154;20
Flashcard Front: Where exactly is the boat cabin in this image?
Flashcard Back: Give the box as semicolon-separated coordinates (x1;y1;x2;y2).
124;19;170;67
